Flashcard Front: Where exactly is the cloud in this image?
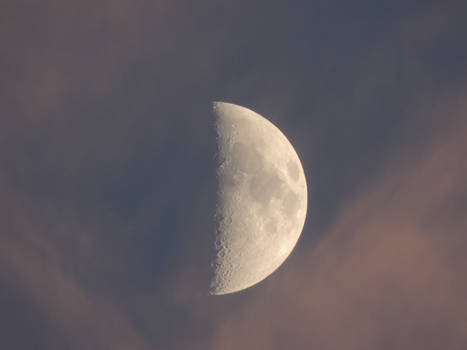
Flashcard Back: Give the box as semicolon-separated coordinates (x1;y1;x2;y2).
204;89;467;350
0;176;153;350
1;0;173;115
1;0;466;349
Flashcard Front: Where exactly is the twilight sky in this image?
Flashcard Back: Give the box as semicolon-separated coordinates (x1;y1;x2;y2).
1;1;467;349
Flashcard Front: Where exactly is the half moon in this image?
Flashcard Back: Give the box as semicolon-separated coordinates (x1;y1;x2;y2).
211;102;308;295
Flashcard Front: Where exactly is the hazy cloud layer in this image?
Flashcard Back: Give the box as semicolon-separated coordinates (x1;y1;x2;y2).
203;92;467;350
1;0;466;349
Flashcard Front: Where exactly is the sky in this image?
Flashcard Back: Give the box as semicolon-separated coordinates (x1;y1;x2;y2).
1;1;467;349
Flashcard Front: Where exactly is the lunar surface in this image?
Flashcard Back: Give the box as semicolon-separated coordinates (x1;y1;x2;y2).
211;102;308;295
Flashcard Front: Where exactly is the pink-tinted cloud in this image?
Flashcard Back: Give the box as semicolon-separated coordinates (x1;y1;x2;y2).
0;177;152;350
1;0;172;117
204;90;467;350
1;1;466;349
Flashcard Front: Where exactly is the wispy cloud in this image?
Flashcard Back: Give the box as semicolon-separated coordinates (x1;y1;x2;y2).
1;0;466;349
206;90;467;350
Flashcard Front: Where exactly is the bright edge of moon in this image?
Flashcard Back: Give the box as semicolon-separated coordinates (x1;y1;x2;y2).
210;101;308;295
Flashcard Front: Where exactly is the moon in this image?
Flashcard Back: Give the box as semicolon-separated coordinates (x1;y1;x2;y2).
211;102;308;295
